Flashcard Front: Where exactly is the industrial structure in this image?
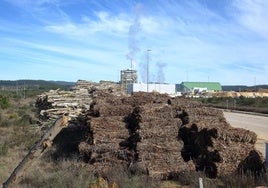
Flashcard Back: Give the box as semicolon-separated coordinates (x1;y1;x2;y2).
127;83;176;94
177;82;222;94
120;69;138;92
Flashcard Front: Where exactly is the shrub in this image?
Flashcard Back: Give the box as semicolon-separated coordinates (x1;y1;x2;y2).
19;161;93;188
0;95;10;109
16;114;31;126
0;142;8;156
219;173;268;188
9;113;18;120
0;120;10;127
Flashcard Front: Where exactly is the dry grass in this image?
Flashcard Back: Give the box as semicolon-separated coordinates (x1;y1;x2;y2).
17;158;160;188
0;146;28;184
1;93;268;187
0;96;41;185
18;160;94;188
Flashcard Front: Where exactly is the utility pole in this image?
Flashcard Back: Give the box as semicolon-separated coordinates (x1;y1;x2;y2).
147;49;151;92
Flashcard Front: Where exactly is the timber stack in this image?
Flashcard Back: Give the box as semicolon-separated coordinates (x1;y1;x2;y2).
35;80;265;180
36;80;122;120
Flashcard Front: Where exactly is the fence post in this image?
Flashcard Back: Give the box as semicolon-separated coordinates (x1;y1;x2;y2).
265;142;268;167
199;177;203;188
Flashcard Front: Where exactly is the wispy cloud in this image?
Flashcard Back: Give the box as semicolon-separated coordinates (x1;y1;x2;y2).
0;0;268;85
233;0;268;40
46;12;130;37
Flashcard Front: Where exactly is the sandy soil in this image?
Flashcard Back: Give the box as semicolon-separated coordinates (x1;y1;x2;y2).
224;111;268;158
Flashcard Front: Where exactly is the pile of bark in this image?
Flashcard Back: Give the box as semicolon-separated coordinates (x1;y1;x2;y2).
77;91;264;179
35;80;265;179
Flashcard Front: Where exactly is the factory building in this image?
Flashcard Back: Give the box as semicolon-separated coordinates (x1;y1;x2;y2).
177;82;222;94
127;83;176;94
120;69;138;92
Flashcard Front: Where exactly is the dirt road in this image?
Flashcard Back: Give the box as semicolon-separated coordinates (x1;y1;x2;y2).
224;111;268;157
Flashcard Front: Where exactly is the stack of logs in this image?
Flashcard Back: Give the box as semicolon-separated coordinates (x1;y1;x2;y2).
36;88;92;119
36;81;265;179
77;92;264;179
36;80;123;120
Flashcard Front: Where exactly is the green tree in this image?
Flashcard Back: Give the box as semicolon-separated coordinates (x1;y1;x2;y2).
0;95;10;109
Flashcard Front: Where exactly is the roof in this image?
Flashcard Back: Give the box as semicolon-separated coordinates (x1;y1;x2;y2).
181;82;222;91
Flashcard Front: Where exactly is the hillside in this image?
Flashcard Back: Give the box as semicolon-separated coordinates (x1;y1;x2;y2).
0;80;74;88
222;85;268;92
0;80;75;97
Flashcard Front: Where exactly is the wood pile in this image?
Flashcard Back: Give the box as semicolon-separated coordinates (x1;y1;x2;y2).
76;91;264;179
36;80;124;120
72;80;123;96
36;81;265;180
36;89;92;120
136;105;186;179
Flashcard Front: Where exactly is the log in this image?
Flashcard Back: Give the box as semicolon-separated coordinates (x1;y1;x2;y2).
2;115;69;188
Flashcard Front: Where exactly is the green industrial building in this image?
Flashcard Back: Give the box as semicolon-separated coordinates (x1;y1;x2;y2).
177;82;222;93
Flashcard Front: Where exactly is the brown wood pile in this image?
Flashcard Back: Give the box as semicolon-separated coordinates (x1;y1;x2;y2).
76;91;264;179
136;105;187;179
35;80;265;179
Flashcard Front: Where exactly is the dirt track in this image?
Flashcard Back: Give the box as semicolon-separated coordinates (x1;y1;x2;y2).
224;111;268;157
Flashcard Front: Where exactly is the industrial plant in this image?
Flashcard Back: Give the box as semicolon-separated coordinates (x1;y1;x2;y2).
119;66;223;96
120;69;138;93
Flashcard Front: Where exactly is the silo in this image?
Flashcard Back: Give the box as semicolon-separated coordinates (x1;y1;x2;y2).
120;69;138;93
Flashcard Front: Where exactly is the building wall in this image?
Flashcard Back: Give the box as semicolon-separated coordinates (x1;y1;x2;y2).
127;83;176;94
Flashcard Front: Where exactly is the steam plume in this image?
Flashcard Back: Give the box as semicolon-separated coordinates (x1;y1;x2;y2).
126;4;142;69
156;62;167;83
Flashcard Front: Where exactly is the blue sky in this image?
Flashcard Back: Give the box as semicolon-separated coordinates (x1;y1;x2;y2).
0;0;267;85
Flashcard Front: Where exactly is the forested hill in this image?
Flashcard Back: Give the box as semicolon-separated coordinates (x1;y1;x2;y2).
0;80;75;96
0;80;74;88
222;85;268;92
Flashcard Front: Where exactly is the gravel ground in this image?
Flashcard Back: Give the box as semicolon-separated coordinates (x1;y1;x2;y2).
224;111;268;158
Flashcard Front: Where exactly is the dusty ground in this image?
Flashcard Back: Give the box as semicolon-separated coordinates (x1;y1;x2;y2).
224;111;268;158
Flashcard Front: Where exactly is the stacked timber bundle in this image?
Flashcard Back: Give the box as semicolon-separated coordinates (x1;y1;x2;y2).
78;93;133;176
36;88;92;120
80;92;263;179
36;80;125;120
79;116;130;174
136;104;188;179
72;80;123;96
35;83;265;180
169;98;258;177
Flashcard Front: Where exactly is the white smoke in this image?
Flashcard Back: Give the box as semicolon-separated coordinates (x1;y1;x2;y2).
126;4;142;69
156;61;167;83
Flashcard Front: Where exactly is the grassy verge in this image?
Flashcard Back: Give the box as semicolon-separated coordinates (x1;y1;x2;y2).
200;96;268;114
0;93;42;185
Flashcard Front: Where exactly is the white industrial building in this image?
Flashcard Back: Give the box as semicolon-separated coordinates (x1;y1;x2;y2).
127;83;176;94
